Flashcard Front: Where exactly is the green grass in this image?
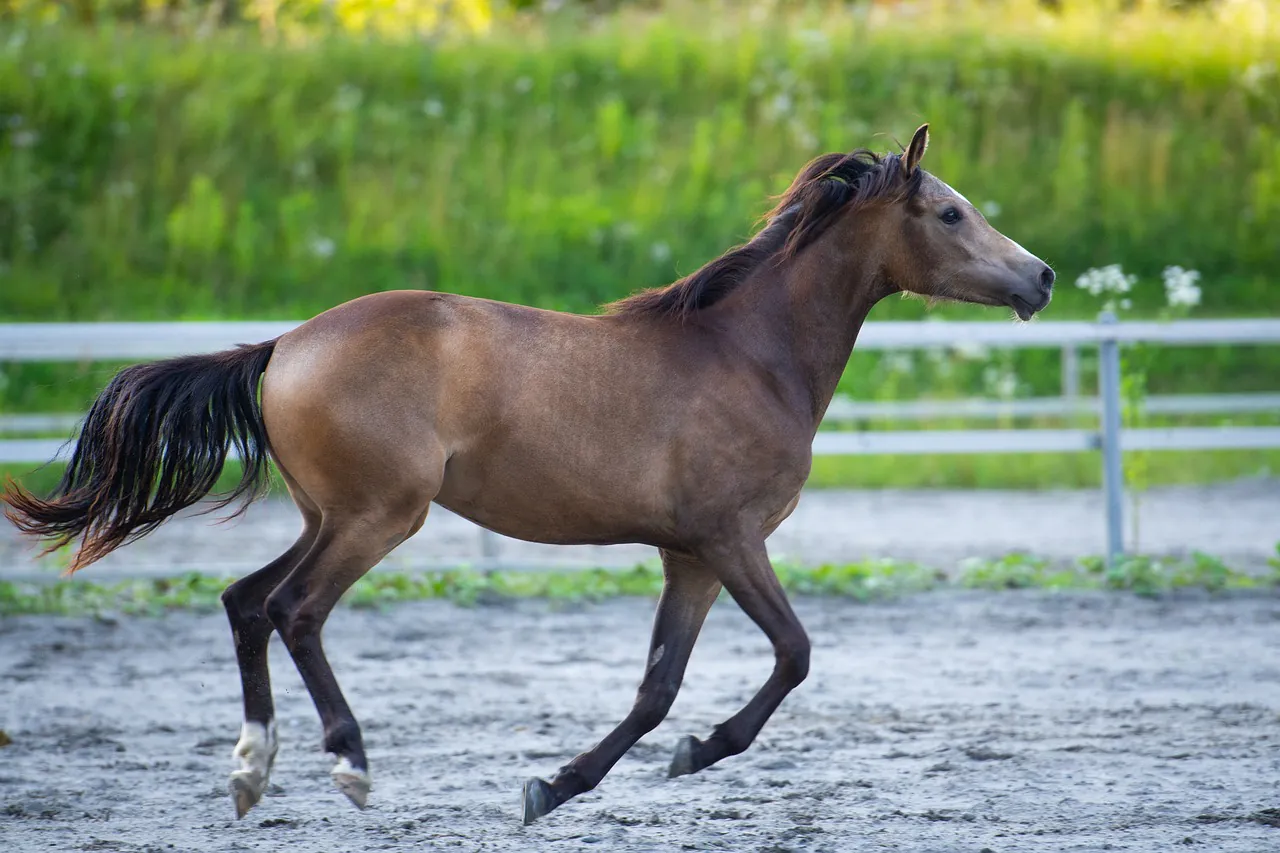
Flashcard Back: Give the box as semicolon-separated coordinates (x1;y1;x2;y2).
3;547;1276;617
807;448;1280;489
2;1;1278;329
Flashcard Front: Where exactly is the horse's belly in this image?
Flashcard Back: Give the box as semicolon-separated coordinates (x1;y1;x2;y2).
432;450;671;548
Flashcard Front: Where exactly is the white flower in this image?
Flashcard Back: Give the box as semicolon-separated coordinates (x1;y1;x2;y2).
1162;265;1202;309
1074;264;1136;297
953;340;990;361
926;347;954;377
796;29;830;51
983;365;1019;400
1241;61;1276;93
10;129;38;148
334;85;363;113
309;236;335;260
882;352;914;376
790;120;817;151
765;93;793;120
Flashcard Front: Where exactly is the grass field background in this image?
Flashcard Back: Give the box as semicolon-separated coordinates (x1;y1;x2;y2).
2;0;1279;491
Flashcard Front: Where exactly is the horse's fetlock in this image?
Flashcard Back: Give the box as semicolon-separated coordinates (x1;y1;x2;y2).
323;719;364;760
711;723;751;758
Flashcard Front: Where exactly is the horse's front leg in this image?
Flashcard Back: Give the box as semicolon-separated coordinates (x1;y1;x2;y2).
666;536;811;778
521;549;721;824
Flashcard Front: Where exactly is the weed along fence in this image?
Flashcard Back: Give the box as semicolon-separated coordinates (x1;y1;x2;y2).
3;316;1280;566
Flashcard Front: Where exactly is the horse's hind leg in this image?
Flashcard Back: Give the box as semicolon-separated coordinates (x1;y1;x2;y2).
264;501;429;810
667;536;810;779
521;550;722;824
220;483;321;818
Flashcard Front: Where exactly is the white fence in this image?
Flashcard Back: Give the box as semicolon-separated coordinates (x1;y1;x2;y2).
3;315;1280;563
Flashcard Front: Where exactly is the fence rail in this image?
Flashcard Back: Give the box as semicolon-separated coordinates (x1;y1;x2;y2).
3;316;1280;564
6;318;1280;361
7;391;1280;436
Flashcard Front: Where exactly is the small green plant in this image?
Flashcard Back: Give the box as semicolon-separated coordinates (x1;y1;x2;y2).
957;553;1051;589
1104;554;1167;596
3;550;1273;618
1073;264;1203;552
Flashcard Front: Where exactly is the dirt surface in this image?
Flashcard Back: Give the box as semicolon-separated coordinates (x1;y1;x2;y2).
3;480;1278;580
3;591;1279;852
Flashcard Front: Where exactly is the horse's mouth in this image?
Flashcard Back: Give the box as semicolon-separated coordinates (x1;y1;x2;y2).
1009;293;1050;322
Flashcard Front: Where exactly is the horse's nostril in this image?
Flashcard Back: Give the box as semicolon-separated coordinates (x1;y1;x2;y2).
1039;265;1056;291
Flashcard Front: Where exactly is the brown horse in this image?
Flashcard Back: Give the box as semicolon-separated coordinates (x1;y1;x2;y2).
3;125;1053;825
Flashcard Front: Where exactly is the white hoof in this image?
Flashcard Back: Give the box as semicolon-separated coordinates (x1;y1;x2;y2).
230;769;268;819
332;756;372;809
229;721;278;819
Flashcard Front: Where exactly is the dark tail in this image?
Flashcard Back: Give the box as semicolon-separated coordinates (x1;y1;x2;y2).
2;339;279;573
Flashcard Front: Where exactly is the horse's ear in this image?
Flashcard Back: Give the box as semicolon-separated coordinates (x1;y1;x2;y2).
902;123;930;176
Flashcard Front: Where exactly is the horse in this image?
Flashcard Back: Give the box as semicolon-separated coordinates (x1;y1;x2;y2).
3;124;1054;825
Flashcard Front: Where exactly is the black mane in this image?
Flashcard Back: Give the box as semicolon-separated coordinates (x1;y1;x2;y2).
607;149;921;320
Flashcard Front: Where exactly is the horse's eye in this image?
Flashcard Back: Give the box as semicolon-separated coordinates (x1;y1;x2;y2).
940;207;963;225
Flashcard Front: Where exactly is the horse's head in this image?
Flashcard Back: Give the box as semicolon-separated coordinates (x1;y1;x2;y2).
880;125;1053;320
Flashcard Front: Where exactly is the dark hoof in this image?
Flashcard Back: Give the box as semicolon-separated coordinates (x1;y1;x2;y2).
668;735;701;778
521;777;557;825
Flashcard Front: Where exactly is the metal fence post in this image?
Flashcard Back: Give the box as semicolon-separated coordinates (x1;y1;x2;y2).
479;527;500;565
1060;344;1080;402
1097;311;1125;565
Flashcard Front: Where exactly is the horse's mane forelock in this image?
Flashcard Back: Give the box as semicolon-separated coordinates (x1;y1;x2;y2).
606;149;921;320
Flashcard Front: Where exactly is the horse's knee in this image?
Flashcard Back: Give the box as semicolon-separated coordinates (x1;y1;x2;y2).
222;579;270;635
631;680;680;732
775;633;811;687
264;587;317;647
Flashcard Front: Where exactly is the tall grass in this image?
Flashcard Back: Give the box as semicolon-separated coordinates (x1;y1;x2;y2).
2;1;1277;322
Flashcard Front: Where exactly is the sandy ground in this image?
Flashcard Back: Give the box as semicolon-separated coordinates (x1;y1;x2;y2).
2;590;1279;852
2;480;1278;581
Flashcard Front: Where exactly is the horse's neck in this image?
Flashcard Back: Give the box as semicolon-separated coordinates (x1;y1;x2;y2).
721;237;890;429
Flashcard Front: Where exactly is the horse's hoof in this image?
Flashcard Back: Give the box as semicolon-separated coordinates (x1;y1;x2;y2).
230;720;278;819
229;770;266;819
668;735;700;778
331;758;371;810
521;777;556;825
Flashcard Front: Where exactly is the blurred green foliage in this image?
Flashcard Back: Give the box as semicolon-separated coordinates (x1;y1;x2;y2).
1;1;1277;324
1;0;1279;489
3;547;1273;616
